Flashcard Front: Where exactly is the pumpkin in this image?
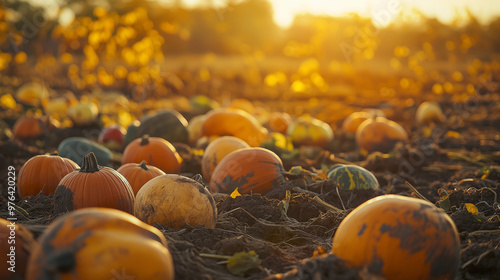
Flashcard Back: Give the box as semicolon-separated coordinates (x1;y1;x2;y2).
135;174;217;228
12;116;46;139
98;125;126;151
117;161;165;195
415;101;445;125
1;218;36;280
209;147;285;194
187;114;207;144
124;120;140;147
286;115;334;148
15;82;49;107
18;154;79;197
58;137;116;166
201;108;269;147
67;102;99;126
356;117;408;153
122;135;182;173
326;164;379;190
341;111;373;134
54;152;135;214
133;109;189;144
26;207;174;280
228;98;254;113
201;136;250;181
332;194;460;280
267;112;292;134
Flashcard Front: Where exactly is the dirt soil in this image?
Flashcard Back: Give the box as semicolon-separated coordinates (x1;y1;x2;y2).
0;94;499;280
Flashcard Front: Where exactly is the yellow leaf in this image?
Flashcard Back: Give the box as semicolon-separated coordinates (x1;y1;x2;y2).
446;131;461;139
465;203;478;215
230;187;241;198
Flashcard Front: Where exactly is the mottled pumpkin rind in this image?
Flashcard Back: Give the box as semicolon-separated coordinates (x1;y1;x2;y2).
332;195;461;280
26;207;174;280
134;174;217;229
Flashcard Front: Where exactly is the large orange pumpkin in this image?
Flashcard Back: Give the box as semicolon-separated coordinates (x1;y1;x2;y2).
356;117;408;153
18;154;79;197
117;161;166;195
0;218;36;280
54;152;135;214
135;174;217;228
201;108;269;147
209;147;285;194
122;135;182;173
201;136;250;181
26;207;174;280
332;195;460;280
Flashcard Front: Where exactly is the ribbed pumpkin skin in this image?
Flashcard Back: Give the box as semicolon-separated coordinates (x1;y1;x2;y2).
26;207;174;280
1;218;36;280
201;108;269;147
201;136;250;181
332;195;460;280
55;153;135;214
122;136;182;174
209;147;285;194
135;174;217;229
18;154;79;197
326;164;379;190
117;161;165;195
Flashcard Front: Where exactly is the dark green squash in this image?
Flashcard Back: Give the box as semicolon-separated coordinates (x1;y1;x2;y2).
131;110;189;144
58;137;119;166
326;164;379;190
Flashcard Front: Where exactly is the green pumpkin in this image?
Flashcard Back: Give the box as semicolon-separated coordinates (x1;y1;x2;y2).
124;121;140;147
58;137;114;166
326;164;379;190
132;110;189;144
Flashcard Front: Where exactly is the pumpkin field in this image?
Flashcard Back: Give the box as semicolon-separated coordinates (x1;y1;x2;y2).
1;1;500;279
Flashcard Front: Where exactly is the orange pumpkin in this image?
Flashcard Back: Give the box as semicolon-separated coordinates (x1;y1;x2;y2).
117;161;166;195
1;218;36;280
201;108;269;147
135;174;217;228
209;147;285;194
26;207;174;280
201;136;250;181
267;112;292;133
286;115;334;148
332;195;460;280
54;152;135;214
356;117;408;153
12;116;45;139
342;111;373;134
18;154;79;197
122;135;182;173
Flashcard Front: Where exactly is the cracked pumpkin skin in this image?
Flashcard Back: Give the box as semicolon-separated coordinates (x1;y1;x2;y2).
26;207;174;280
135;174;217;229
331;195;460;280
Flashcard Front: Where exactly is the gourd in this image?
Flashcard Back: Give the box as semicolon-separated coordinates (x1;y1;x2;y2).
26;207;174;280
326;164;379;190
18;154;79;197
58;137;116;166
332;194;460;280
54;152;135;214
209;147;285;194
135;174;217;228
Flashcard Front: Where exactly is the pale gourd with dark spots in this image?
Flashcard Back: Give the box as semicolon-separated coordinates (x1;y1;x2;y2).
332;194;460;280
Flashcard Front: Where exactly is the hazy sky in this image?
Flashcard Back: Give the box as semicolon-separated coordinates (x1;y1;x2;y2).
28;0;500;28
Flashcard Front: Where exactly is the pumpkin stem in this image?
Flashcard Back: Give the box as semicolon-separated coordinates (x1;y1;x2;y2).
79;152;100;173
140;134;150;146
138;160;149;170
